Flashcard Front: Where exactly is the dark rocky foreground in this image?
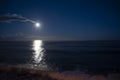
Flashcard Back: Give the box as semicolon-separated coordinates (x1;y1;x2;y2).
0;66;56;80
0;66;120;80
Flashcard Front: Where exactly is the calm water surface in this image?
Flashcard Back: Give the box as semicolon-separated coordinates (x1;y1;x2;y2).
0;40;120;74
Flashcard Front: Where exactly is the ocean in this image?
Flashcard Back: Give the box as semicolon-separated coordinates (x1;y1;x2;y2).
0;40;120;75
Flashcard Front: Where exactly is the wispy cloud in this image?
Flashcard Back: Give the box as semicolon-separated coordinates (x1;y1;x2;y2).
0;14;36;23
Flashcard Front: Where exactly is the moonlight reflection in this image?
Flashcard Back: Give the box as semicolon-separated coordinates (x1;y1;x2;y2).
32;40;44;64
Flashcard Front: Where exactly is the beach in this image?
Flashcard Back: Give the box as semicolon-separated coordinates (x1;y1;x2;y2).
0;66;120;80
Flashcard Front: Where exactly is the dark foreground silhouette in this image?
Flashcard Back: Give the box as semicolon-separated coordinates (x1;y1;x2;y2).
0;66;120;80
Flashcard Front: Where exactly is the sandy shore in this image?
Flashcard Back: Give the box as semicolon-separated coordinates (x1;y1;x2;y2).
0;66;120;80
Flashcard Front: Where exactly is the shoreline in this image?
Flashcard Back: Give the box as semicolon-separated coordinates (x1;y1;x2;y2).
0;66;120;80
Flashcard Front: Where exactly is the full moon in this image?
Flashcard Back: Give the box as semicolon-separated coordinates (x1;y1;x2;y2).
35;22;40;27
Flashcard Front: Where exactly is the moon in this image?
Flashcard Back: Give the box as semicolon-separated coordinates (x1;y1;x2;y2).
35;22;40;27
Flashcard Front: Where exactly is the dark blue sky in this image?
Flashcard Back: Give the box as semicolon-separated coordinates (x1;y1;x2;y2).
0;0;120;40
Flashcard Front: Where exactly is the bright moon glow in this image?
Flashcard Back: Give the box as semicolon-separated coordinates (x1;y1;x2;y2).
35;22;40;27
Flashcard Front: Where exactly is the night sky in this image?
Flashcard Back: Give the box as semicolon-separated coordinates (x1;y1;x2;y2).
0;0;120;40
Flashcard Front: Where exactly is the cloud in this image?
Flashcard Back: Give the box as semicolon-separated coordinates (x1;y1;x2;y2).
0;14;36;23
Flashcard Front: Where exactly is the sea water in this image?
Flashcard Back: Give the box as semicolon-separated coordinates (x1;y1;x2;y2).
0;40;120;74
